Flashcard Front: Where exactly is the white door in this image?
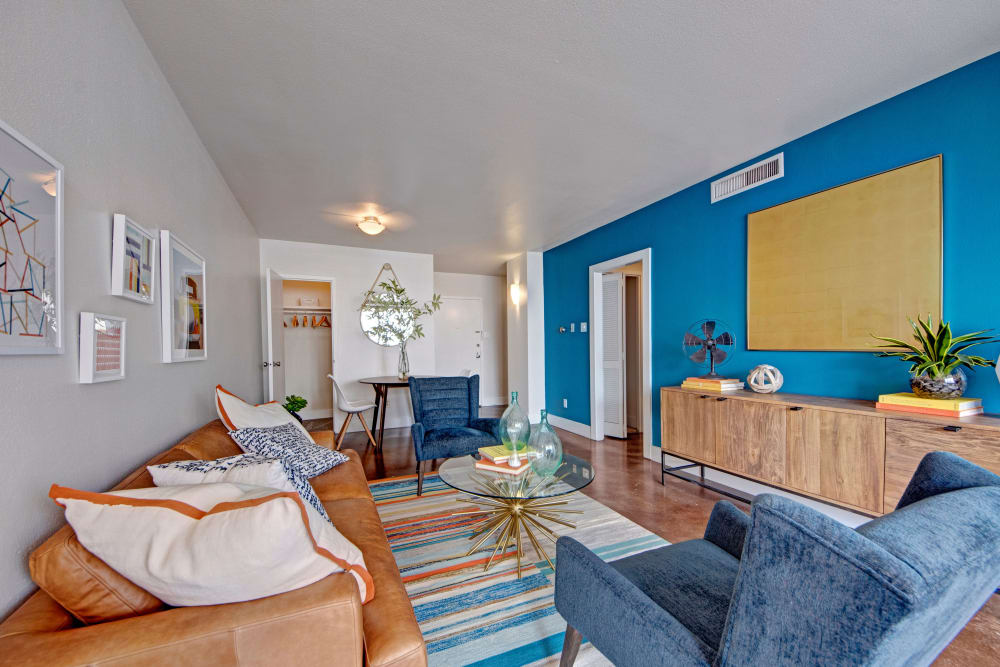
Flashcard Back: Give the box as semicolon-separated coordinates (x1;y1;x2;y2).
435;297;483;395
264;269;285;401
602;273;626;438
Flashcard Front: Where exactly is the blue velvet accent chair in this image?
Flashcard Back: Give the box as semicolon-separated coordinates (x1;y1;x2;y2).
409;375;501;495
554;452;1000;666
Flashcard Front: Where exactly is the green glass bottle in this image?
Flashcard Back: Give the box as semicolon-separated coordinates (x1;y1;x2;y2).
529;409;564;477
499;391;530;453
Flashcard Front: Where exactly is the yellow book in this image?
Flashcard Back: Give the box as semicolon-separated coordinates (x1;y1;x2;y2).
877;392;981;411
478;445;511;463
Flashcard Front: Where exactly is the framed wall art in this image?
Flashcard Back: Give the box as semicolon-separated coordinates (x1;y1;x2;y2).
159;231;207;362
747;156;942;351
79;312;126;383
111;214;156;303
0;117;64;355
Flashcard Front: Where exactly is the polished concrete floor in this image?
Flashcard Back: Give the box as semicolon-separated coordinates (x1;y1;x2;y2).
306;410;1000;665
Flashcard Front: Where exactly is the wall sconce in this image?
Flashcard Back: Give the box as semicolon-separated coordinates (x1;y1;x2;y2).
42;178;57;197
509;283;522;305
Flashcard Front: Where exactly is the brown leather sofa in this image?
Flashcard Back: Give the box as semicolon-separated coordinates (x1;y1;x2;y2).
0;420;427;667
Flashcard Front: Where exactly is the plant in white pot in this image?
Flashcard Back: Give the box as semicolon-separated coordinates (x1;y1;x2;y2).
360;279;440;379
871;315;997;399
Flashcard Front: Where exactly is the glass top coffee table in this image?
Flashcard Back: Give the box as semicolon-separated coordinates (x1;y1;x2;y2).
438;453;595;578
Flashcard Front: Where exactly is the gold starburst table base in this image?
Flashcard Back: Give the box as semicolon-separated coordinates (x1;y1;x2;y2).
452;471;584;578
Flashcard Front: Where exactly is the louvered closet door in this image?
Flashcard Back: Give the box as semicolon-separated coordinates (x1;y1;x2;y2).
602;272;626;438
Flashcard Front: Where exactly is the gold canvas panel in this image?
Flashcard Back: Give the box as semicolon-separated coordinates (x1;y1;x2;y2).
747;156;942;351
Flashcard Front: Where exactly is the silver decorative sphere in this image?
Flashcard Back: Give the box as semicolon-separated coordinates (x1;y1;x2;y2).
747;364;783;393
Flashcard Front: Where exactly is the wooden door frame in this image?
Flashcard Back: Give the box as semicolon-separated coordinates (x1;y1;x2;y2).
261;270;336;410
588;248;653;458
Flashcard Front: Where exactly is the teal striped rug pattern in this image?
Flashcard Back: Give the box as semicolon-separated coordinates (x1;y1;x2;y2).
370;472;669;666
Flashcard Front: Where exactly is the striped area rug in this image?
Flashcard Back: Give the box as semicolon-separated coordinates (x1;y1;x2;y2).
370;472;669;666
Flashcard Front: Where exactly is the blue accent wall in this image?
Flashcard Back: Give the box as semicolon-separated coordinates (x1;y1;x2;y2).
543;51;1000;436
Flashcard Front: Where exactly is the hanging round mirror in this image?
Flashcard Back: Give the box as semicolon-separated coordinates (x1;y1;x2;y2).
360;293;414;347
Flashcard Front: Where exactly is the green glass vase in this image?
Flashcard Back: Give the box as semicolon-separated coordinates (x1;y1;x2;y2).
529;409;564;477
499;391;530;453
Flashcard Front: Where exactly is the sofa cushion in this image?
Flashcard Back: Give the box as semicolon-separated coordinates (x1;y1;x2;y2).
423;426;498;459
325;498;426;667
29;524;166;624
172;419;243;462
610;540;739;655
50;483;374;606
310;449;372;502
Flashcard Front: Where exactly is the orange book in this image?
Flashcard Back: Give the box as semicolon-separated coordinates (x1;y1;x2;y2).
474;458;531;475
875;402;983;418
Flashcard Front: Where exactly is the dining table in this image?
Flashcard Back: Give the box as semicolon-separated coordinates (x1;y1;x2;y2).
358;376;412;450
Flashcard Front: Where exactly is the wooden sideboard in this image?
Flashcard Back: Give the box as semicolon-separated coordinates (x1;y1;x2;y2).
661;386;1000;515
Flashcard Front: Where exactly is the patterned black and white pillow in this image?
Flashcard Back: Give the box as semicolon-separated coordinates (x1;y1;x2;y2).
149;452;331;521
228;422;349;478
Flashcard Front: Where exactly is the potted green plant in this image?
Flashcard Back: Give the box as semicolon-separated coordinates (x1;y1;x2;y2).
871;315;997;399
283;394;308;422
359;279;440;379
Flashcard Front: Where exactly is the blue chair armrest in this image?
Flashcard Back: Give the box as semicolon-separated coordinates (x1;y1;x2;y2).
717;494;925;666
411;422;426;461
555;537;713;666
703;501;750;559
469;417;500;441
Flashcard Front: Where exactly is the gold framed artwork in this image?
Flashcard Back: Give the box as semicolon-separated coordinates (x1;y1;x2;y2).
747;156;942;351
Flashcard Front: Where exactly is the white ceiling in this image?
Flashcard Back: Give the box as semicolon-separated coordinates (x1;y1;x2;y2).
123;1;1000;275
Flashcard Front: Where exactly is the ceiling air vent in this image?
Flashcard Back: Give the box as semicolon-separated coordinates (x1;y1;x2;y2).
710;153;784;203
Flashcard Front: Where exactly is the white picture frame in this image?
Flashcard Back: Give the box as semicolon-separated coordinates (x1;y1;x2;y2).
0;117;64;355
79;312;126;383
111;214;156;304
159;230;207;362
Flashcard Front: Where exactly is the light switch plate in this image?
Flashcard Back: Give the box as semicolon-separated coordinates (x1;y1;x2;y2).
570;323;575;333
563;398;568;408
580;322;588;332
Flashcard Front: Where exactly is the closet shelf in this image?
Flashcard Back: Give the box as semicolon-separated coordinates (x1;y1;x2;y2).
283;306;331;313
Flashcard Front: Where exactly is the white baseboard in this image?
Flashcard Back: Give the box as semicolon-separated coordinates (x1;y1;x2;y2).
547;415;592;438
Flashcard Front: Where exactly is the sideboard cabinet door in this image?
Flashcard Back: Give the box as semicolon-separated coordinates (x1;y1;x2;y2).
787;409;885;513
717;399;787;482
884;419;1000;511
661;391;717;463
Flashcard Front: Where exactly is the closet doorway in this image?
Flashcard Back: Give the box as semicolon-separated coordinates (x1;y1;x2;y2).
264;270;335;420
599;263;643;439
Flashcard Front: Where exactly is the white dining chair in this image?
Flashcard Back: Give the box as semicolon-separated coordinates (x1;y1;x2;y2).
328;374;379;450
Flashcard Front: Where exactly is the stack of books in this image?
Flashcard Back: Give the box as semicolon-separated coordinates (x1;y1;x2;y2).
474;445;533;475
875;392;983;418
681;377;745;392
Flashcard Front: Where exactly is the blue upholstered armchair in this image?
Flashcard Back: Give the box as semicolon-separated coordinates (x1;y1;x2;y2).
555;452;1000;666
409;375;501;495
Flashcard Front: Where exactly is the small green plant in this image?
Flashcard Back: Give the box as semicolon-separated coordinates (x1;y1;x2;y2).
283;395;308;414
871;315;997;378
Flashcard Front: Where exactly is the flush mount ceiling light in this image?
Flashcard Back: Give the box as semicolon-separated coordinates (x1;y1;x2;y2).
357;215;385;236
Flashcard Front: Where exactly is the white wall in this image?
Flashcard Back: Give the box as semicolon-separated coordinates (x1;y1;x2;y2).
433;272;507;405
506;252;545;420
282;280;333;419
0;1;262;617
260;240;435;432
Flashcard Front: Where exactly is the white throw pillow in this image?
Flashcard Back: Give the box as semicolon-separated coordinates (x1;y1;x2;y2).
50;482;373;606
148;454;331;521
215;385;314;441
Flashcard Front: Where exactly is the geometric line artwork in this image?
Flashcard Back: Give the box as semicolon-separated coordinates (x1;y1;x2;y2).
0;118;62;354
